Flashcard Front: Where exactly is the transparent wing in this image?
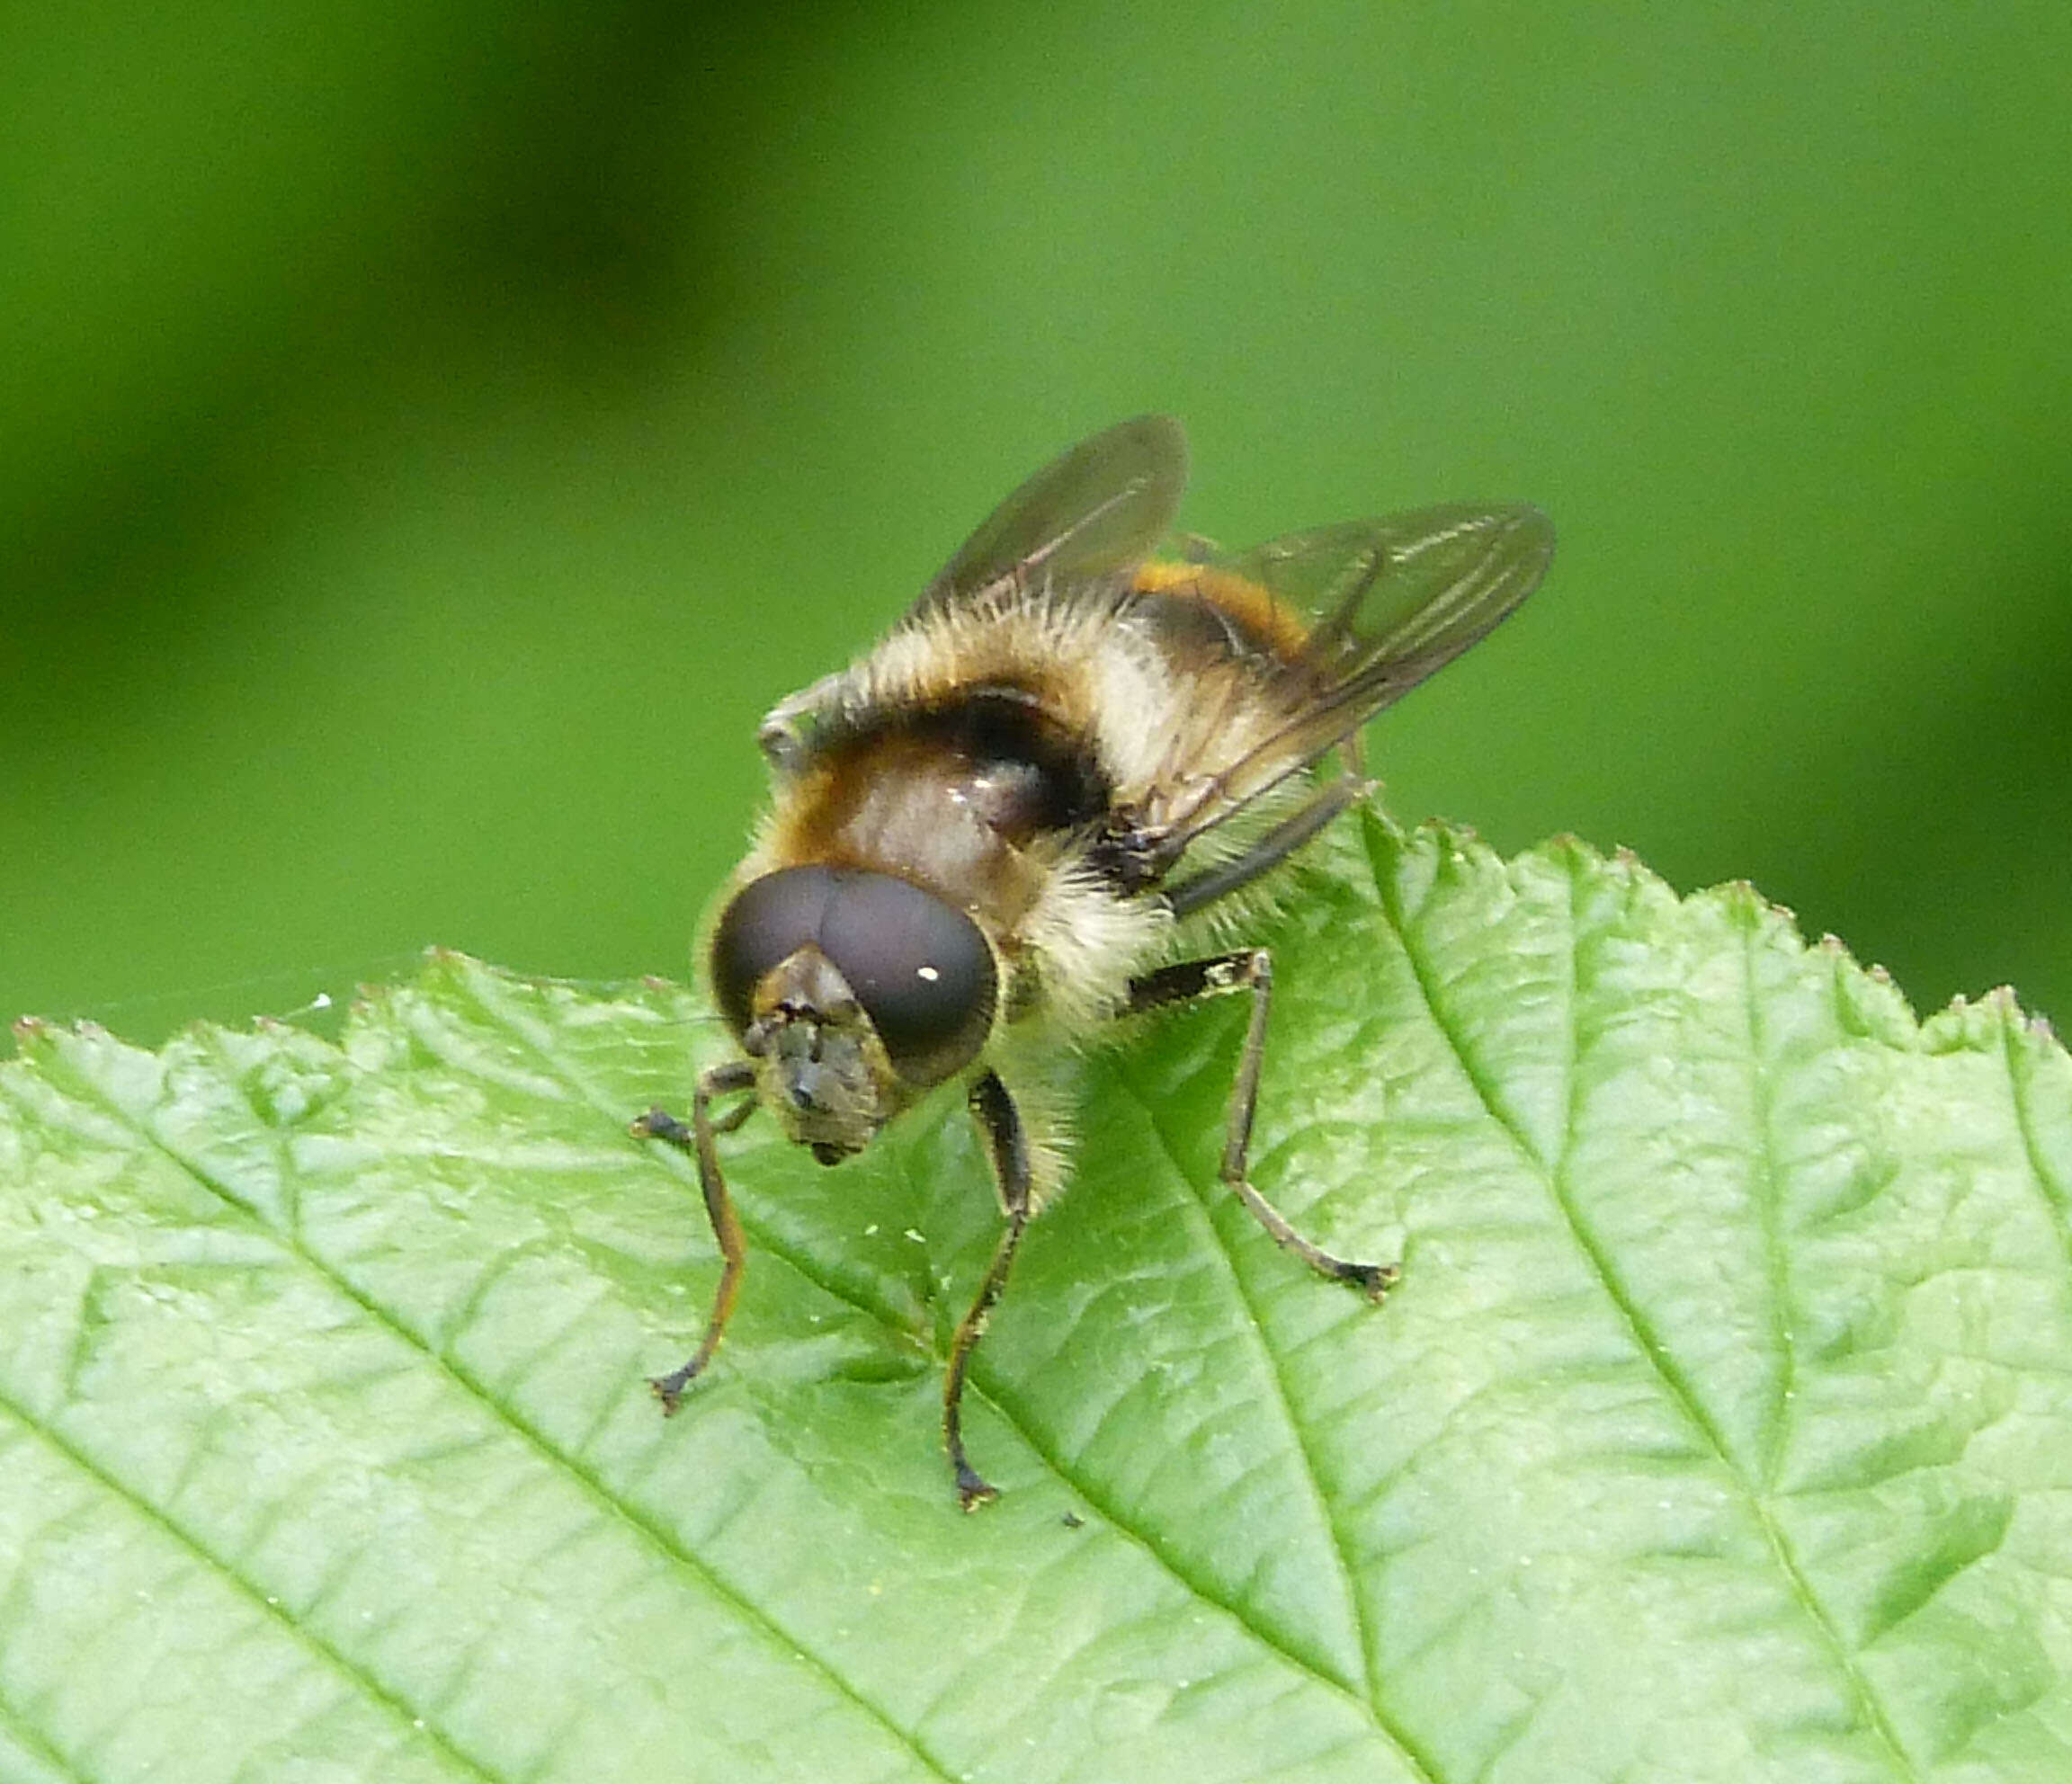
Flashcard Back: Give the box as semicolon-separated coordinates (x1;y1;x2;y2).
909;415;1189;618
1242;503;1553;681
1159;502;1554;852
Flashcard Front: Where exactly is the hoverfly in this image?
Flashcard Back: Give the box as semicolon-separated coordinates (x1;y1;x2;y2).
635;416;1552;1508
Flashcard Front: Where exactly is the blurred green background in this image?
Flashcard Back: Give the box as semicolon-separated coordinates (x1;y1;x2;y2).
4;2;2069;1045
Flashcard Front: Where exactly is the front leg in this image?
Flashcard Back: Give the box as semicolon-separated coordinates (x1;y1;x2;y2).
632;1058;758;1410
1127;950;1397;1298
943;1070;1033;1511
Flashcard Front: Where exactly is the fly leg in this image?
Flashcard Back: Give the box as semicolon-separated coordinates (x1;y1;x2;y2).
944;1069;1033;1511
633;1058;759;1410
1127;950;1397;1298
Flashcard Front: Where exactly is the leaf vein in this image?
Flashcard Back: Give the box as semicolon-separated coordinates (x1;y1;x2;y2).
1111;1063;1366;1672
0;1668;95;1784
0;1389;494;1784
1737;921;1799;1489
33;1047;960;1784
1999;1000;2072;1262
1110;1053;1445;1784
1363;819;1923;1783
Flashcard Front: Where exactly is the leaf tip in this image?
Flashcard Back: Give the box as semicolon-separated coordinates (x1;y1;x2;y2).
1718;879;1796;926
414;948;492;999
1712;878;1770;927
1985;983;2056;1041
9;1015;57;1065
1538;830;1604;877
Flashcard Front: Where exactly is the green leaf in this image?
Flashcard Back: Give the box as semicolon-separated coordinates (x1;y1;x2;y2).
4;813;2071;1783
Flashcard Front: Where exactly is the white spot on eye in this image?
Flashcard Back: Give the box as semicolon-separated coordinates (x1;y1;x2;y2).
916;965;941;982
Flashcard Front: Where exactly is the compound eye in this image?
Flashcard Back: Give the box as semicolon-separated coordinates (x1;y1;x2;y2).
817;871;996;1086
710;866;841;1039
709;866;997;1087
